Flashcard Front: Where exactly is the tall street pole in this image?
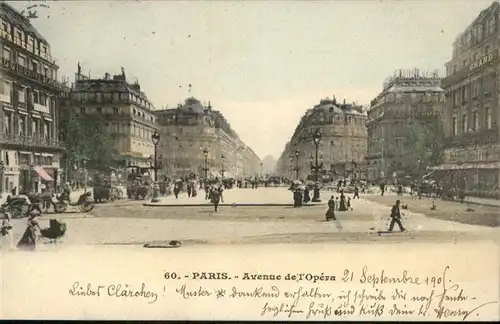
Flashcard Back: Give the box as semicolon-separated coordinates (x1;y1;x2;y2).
151;130;160;203
295;149;300;180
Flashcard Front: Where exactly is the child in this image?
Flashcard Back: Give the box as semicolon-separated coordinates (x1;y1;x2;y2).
347;197;353;211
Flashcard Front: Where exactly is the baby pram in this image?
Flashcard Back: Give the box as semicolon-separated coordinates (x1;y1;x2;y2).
40;219;67;243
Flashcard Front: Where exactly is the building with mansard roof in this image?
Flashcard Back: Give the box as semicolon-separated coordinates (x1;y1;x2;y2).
59;65;157;169
154;97;261;179
0;1;66;193
276;96;367;181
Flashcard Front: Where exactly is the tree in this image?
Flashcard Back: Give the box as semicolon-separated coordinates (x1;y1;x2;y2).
401;118;445;177
60;111;119;172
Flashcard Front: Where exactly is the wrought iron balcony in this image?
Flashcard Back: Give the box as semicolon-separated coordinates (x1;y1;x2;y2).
0;132;65;150
1;58;64;91
444;128;499;148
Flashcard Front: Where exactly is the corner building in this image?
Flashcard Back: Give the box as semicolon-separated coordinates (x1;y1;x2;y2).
61;67;157;168
440;2;500;198
154;97;261;179
0;2;65;193
276;97;367;181
366;70;445;182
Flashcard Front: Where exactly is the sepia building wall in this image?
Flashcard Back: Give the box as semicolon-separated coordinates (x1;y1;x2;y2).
61;67;157;169
440;2;500;198
0;2;66;194
155;97;261;179
366;70;445;182
276;97;367;181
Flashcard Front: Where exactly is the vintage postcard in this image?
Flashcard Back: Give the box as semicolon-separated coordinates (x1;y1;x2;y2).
0;0;499;321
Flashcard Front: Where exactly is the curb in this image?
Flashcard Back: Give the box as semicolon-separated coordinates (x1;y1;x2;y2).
142;203;325;207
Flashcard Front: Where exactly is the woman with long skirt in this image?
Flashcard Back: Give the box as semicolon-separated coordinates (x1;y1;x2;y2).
17;215;41;251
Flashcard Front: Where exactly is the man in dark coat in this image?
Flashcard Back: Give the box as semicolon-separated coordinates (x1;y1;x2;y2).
211;188;221;212
388;200;405;232
353;186;360;199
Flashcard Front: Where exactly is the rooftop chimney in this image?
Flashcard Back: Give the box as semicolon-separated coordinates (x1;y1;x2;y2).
104;72;110;80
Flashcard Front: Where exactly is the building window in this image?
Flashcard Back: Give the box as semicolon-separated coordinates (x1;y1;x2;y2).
1;22;7;31
18;87;25;103
31;60;38;73
96;107;102;114
4;112;11;134
113;107;118;115
2;46;10;60
18;55;25;67
461;86;467;102
461;114;468;133
485;108;492;129
1;80;11;98
80;107;86;115
19;115;26;136
488;18;496;34
472;111;478;131
485;45;490;55
43;121;49;138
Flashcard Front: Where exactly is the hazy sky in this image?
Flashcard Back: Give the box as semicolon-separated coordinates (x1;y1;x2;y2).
7;0;493;159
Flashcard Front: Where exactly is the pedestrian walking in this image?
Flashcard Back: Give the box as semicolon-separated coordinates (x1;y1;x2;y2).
303;187;310;203
187;183;192;198
388;199;405;232
335;197;339;211
347;197;353;211
211;188;221;212
17;214;42;250
218;184;224;203
353;186;360;199
325;195;336;220
1;213;13;251
338;191;347;211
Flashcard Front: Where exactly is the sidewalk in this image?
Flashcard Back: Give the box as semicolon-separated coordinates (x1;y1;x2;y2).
362;190;500;208
144;187;326;207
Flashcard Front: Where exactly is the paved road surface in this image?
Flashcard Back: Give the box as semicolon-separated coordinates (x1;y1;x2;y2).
2;187;498;249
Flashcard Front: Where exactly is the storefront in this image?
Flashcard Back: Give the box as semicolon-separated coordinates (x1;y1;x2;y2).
432;162;500;198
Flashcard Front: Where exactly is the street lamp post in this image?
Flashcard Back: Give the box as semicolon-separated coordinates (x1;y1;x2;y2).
82;159;88;192
221;154;225;181
260;162;263;177
150;130;161;203
294;149;300;180
310;130;323;202
203;148;209;181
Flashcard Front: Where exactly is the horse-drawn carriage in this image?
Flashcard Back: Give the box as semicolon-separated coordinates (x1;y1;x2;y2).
93;169;120;203
125;166;152;200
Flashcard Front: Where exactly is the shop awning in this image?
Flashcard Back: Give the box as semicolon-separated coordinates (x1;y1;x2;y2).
432;162;500;171
34;166;54;181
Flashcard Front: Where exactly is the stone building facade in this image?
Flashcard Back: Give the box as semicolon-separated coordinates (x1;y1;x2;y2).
154;97;261;179
61;66;157;169
276;97;367;181
0;2;66;194
440;2;500;198
365;70;445;182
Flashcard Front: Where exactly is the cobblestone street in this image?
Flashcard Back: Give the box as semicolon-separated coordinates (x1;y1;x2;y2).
2;188;498;249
